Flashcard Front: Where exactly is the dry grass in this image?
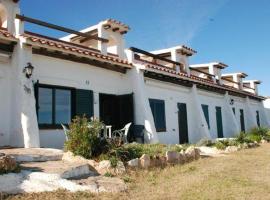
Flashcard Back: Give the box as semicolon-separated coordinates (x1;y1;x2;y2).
3;144;270;200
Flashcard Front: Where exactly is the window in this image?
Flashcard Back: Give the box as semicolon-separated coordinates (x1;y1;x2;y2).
201;104;210;129
149;99;166;132
37;85;73;128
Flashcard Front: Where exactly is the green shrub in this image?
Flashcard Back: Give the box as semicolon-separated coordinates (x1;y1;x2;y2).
245;133;262;143
214;141;227;150
249;127;269;137
64;116;109;159
196;139;214;147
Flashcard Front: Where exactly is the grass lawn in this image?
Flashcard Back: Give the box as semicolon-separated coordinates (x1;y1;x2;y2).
3;143;270;200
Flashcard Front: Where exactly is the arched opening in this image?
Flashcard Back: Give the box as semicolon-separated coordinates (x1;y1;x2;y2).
0;4;8;28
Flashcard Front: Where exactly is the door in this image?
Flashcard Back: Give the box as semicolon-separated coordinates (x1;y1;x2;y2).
117;94;134;129
177;103;189;144
240;109;245;132
99;93;134;130
99;94;117;129
216;106;224;138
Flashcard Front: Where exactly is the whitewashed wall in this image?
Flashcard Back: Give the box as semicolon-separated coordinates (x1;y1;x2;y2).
32;54;132;149
144;78;265;144
0;61;11;146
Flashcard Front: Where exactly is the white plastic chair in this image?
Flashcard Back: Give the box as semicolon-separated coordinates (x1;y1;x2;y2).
112;122;132;143
61;124;69;141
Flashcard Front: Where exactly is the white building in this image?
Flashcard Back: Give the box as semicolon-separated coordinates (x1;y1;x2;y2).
0;0;269;149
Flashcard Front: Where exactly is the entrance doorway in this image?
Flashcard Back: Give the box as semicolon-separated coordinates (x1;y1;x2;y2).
99;93;134;130
177;103;189;144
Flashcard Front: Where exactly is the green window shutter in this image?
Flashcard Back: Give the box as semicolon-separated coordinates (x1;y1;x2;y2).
232;107;236;115
202;104;210;129
149;99;166;132
216;106;224;138
75;89;94;118
256;111;260;127
240;109;245;132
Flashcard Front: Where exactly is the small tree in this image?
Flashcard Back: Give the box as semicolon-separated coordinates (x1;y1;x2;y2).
64;116;108;159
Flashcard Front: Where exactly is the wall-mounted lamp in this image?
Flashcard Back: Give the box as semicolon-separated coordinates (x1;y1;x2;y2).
23;62;34;79
230;99;235;105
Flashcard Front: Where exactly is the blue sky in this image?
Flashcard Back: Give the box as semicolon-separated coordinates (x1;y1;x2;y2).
20;0;269;96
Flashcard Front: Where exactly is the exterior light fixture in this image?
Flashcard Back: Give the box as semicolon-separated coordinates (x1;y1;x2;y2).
230;99;234;105
23;62;34;79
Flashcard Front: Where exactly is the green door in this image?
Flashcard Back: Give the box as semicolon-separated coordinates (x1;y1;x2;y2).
216;106;224;138
202;104;210;129
256;111;260;127
177;103;189;144
240;109;245;132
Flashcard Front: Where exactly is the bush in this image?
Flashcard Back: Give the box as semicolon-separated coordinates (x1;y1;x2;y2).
196;139;214;147
64;116;109;159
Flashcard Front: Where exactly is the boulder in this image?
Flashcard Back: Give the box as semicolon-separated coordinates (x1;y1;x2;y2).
185;146;196;162
261;139;267;144
166;151;179;164
96;160;125;176
178;151;186;164
127;158;139;168
150;156;167;168
225;146;239;154
194;148;201;160
0;155;18;174
139;154;150;169
62;151;98;168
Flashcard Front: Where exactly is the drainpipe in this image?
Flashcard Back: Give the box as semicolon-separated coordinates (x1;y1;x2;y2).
223;92;240;137
125;49;159;143
189;84;211;142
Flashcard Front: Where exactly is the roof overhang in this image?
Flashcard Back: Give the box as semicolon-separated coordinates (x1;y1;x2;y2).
222;72;248;79
151;45;197;57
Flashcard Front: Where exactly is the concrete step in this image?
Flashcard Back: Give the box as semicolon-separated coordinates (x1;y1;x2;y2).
20;160;97;179
0;148;63;162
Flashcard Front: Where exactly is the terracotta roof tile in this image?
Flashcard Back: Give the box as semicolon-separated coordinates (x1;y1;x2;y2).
142;61;264;100
23;32;132;68
0;29;17;41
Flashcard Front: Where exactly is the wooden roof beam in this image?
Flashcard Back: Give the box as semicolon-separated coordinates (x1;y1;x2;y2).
16;14;109;43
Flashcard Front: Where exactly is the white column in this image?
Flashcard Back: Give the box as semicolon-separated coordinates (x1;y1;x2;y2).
97;24;107;55
223;92;240;137
9;41;40;148
245;97;258;130
125;49;159;143
188;85;211;143
209;65;217;83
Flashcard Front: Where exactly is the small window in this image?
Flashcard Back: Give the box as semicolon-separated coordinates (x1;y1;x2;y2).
149;99;166;132
201;104;210;129
37;85;73;128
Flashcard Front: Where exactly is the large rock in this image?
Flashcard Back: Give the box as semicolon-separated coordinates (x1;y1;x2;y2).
185;146;196;162
0;155;18;174
127;158;139;168
96;160;125;175
225;146;239;154
139;154;150;169
150;156;167;168
261;139;267;144
62;152;98;168
178;151;186;164
166;151;179;164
